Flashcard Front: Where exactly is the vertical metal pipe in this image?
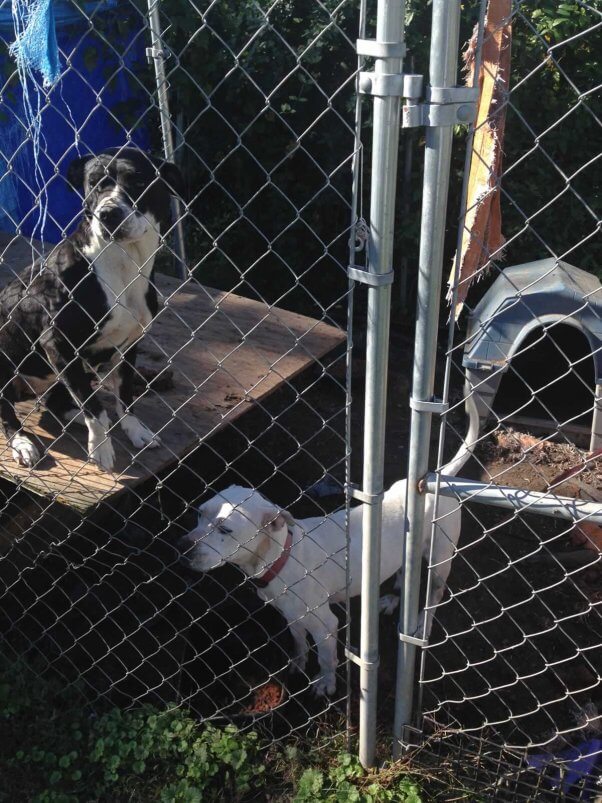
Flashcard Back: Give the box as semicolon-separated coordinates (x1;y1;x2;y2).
399;56;415;315
392;0;462;755
359;0;405;769
146;0;187;279
347;0;368;753
590;382;602;451
415;0;487;721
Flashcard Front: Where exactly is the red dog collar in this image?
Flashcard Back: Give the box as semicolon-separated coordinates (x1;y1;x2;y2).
254;527;293;588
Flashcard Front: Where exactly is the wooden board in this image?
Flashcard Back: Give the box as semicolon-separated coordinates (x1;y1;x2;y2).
0;235;346;513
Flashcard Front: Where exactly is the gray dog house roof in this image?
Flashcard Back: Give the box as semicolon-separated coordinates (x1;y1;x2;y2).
463;258;602;416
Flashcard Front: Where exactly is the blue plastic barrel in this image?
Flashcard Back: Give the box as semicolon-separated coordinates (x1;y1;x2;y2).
0;0;150;242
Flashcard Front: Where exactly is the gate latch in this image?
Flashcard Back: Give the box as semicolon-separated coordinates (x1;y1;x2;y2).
356;39;477;128
402;85;478;129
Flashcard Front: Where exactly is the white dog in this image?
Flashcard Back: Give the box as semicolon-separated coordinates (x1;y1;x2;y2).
178;426;477;698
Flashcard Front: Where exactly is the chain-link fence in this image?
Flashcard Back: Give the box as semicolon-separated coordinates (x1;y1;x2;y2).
0;0;600;794
0;0;366;750
408;1;602;799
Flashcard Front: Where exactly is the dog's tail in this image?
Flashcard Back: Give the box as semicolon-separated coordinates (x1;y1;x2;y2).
438;387;480;478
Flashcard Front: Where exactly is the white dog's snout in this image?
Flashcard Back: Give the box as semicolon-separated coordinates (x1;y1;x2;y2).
179;529;225;571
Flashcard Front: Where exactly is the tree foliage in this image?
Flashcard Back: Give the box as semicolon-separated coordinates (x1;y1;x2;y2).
151;0;601;311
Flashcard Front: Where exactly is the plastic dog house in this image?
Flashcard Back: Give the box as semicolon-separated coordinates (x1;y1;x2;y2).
463;258;602;450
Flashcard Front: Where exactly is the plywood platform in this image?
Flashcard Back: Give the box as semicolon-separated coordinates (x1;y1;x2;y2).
0;235;345;513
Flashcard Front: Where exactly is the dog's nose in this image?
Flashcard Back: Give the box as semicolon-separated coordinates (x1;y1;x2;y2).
178;532;200;568
178;532;197;555
98;206;125;233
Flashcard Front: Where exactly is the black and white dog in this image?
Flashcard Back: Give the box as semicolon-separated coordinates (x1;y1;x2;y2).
0;147;184;471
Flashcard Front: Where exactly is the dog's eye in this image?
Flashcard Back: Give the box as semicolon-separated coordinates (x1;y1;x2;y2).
217;525;232;535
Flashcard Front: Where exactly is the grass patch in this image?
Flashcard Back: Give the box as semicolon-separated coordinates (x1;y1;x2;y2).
0;659;477;801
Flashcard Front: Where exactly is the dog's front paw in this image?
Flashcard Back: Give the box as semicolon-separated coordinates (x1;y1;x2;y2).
88;413;115;471
312;672;336;697
89;435;115;472
378;593;400;616
10;434;40;468
290;653;308;674
120;414;161;449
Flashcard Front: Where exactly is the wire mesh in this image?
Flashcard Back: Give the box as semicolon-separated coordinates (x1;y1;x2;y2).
2;0;600;790
0;0;364;745
417;1;602;799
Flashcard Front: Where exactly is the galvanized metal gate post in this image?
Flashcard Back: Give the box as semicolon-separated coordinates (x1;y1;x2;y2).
353;0;405;769
392;0;463;754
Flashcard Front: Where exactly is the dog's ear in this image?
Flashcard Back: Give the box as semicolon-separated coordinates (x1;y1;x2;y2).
260;508;294;532
66;154;94;192
157;160;186;200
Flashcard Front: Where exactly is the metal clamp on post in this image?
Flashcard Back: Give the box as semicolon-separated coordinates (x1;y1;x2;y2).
346;483;384;506
409;396;449;414
348;264;394;287
402;84;478;129
358;71;423;100
146;45;169;64
358;71;405;98
345;645;380;671
356;38;406;60
398;626;428;649
356;38;407;99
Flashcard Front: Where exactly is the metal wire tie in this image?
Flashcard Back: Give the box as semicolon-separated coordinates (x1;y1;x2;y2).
348;265;394;287
345;645;380;670
409;396;449;414
346;484;384;505
397;626;428;649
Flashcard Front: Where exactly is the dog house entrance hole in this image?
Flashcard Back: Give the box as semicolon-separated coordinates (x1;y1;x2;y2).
495;324;595;436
